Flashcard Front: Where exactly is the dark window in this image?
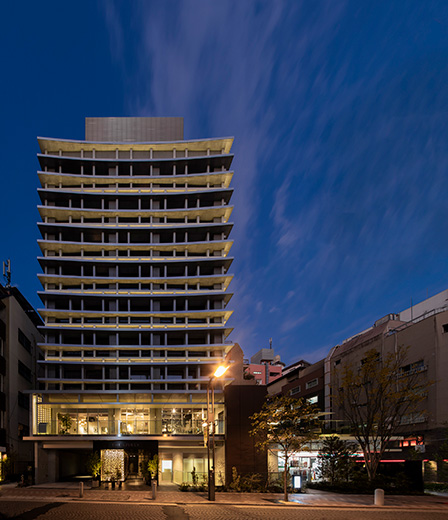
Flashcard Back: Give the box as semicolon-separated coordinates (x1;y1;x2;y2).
18;329;32;353
400;360;426;376
18;360;32;382
0;319;6;340
18;392;30;410
18;423;30;440
361;351;380;365
443;324;448;333
119;350;139;357
306;378;318;389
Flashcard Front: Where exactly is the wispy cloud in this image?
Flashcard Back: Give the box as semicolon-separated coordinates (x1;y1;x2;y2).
101;1;448;363
101;0;125;65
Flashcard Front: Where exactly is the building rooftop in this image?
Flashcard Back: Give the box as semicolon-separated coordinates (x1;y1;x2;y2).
0;285;43;328
85;117;184;142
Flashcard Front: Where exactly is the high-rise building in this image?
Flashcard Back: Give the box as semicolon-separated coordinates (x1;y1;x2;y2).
30;117;235;484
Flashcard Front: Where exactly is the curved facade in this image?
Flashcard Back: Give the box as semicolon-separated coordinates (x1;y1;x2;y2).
31;118;234;483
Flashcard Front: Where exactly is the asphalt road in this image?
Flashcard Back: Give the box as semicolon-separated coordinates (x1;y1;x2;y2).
0;501;447;520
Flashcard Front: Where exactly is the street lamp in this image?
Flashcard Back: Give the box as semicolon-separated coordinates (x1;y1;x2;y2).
207;364;229;501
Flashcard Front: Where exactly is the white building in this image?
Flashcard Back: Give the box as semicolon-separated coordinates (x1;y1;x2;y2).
29;117;235;484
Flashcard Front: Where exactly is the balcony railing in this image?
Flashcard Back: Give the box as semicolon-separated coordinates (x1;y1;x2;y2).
35;418;224;436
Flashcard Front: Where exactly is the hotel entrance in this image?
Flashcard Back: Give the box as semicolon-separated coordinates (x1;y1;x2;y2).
93;440;158;483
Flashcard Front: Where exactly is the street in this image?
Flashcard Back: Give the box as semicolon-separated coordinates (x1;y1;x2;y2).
0;501;447;520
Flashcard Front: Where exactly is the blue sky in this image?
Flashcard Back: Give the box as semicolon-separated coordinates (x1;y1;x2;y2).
2;1;448;365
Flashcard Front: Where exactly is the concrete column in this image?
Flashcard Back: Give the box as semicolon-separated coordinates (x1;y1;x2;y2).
152;408;162;435
173;451;183;484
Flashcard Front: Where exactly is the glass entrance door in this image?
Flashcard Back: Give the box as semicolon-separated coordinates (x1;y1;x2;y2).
161;459;173;482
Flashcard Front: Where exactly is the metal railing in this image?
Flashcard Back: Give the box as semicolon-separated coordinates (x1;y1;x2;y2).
35;418;224;436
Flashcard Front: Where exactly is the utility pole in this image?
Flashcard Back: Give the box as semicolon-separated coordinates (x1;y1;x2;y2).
2;259;11;288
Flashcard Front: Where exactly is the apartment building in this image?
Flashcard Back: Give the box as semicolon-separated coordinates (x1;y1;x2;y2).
29;117;235;484
0;285;42;478
263;290;448;484
267;359;324;410
244;347;283;385
325;290;448;480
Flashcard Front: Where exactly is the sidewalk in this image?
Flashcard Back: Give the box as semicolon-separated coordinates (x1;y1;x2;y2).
1;483;447;509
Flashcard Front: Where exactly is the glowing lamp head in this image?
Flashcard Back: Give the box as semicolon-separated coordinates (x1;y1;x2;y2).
214;365;229;378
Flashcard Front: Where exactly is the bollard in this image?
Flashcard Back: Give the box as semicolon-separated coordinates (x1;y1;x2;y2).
79;481;84;498
151;480;157;500
374;488;384;506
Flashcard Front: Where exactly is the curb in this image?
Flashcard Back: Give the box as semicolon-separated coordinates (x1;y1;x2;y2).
0;496;447;510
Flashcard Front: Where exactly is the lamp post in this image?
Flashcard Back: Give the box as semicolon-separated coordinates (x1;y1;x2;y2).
207;365;229;501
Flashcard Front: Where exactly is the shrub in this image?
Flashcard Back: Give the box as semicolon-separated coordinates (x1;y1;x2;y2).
147;455;159;481
229;467;241;492
240;473;263;492
425;482;448;492
86;452;102;480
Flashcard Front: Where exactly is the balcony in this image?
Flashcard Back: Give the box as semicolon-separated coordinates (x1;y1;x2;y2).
34;415;224;436
37;238;233;258
38;169;233;190
37;205;233;224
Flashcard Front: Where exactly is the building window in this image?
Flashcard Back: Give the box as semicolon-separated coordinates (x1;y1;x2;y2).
18;361;32;382
443;324;448;333
18;392;29;410
400;412;426;425
306;378;318;389
255;379;262;385
18;329;32;353
253;371;262;375
307;396;318;404
400;360;426;377
399;436;424;447
18;423;30;440
361;351;380;365
290;386;301;395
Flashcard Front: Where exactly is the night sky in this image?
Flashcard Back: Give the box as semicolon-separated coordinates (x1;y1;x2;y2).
2;1;448;365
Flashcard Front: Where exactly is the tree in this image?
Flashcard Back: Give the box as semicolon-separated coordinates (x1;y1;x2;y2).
147;454;159;481
317;435;356;485
250;395;321;501
334;346;429;482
